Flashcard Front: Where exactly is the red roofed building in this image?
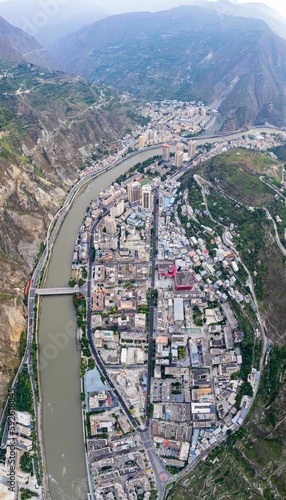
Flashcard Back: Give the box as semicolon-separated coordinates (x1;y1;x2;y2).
174;271;194;291
158;262;177;278
107;395;113;407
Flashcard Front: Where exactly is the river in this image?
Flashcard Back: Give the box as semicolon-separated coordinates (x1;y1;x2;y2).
38;127;279;499
38;147;170;499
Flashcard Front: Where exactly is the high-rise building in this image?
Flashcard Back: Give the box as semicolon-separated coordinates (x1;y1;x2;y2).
110;199;125;218
162;144;170;162
188;108;195;118
139;134;146;148
141;184;153;210
174;151;184;168
146;129;154;141
188;140;197;159
127;181;141;203
176;142;184;152
105;216;117;235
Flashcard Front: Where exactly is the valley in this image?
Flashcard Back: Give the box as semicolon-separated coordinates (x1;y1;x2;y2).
0;3;286;499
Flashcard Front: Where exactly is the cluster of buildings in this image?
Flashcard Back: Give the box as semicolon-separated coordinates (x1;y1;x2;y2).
83;364;156;497
86;175;155;427
70;126;286;497
160;140;197;169
137;100;213;147
74;171;160;496
0;410;39;499
74;174;157;267
79;99;213;180
83;369;154;497
146;180;263;466
86;405;155;499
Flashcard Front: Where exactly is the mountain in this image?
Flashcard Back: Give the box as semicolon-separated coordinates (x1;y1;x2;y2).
50;6;286;131
1;0;286;46
0;0;109;47
189;1;286;40
0;62;137;406
0;16;55;67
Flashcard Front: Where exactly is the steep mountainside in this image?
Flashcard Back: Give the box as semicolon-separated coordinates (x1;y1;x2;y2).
50;6;286;131
0;16;55;67
0;62;136;408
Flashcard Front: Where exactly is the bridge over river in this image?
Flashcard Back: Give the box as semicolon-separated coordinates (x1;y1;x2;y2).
36;286;79;296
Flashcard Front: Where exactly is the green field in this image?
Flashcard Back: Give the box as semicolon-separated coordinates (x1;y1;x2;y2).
216;148;281;177
140;177;152;186
197;149;282;206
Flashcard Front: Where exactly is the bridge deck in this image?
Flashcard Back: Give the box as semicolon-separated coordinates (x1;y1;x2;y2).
36;286;79;296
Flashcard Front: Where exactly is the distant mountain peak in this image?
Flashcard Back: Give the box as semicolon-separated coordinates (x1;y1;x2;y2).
49;5;286;131
0;15;56;68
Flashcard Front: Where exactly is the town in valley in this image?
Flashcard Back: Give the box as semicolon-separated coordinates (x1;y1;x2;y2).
1;99;286;499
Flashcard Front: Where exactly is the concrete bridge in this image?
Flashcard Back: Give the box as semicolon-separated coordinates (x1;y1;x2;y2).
36;286;79;296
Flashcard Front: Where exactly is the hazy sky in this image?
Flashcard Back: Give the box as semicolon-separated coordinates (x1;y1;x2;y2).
238;0;285;16
0;0;285;16
0;0;285;45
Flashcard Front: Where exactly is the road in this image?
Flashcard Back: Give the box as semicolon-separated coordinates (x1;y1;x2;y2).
222;230;268;369
264;210;286;256
145;188;159;421
140;428;172;498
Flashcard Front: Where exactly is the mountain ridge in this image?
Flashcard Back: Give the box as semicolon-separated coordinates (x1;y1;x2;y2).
0;16;55;68
49;6;286;131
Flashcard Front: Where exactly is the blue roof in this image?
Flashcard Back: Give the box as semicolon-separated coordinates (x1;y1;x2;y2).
84;368;108;394
175;395;184;403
